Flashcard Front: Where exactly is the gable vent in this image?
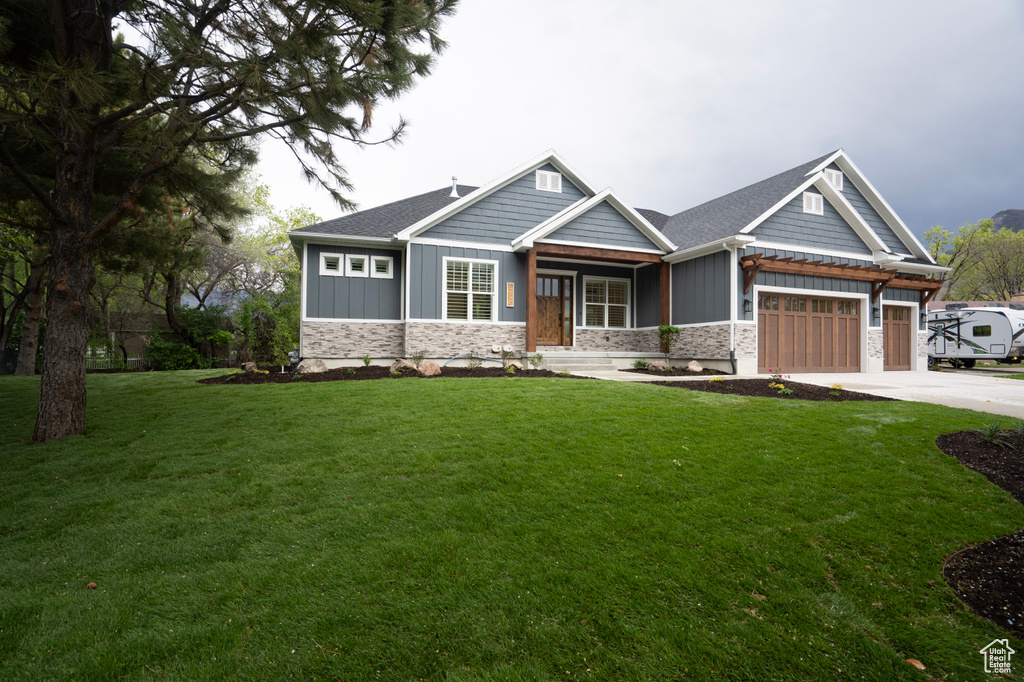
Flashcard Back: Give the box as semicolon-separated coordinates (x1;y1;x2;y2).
536;169;562;193
824;169;844;191
802;192;824;215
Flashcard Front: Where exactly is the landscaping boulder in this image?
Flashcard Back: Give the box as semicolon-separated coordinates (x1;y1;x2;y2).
296;358;328;374
685;360;704;373
390;358;417;372
508;360;526;371
417;361;441;377
241;361;258;373
648;361;669;372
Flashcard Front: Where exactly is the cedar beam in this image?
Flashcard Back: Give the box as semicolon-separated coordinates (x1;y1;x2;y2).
872;274;896;302
532;243;663;263
526;248;537;352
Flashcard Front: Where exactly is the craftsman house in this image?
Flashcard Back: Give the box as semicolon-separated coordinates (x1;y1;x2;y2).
288;149;945;374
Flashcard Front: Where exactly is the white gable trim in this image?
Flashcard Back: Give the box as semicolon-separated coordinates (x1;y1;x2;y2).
511;188;676;252
662;235;755;263
811;150;935;264
738;173;890;254
393;150;600;242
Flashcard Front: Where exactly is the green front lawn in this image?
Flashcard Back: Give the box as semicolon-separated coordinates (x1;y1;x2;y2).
1;372;1019;680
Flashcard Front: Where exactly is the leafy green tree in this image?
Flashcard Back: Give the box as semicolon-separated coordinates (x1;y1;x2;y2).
0;0;456;440
925;220;1024;300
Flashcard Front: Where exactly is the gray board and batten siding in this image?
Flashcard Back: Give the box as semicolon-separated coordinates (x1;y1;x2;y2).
418;164;588;245
634;264;661;328
825;163;913;255
750;192;873;256
545;200;661;251
537;260;639;328
411;244;527;322
671;251;731;325
736;246;877;325
305;244;403;320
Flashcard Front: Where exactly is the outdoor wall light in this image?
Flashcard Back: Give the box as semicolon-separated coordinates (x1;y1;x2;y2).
742;298;752;314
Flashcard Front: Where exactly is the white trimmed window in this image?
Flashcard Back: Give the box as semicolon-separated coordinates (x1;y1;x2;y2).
320;253;343;276
370;255;394;279
584;277;629;328
443;258;497;321
824;168;844;190
535;170;562;193
345;254;369;277
802;192;824;215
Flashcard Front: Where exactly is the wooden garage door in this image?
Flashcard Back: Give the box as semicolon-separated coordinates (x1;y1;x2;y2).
758;293;860;373
883;305;912;370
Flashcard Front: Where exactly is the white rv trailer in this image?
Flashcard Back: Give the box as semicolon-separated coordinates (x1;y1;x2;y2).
927;304;1024;368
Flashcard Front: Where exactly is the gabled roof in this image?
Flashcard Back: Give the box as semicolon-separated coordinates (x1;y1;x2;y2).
292;185;477;240
661;151;836;251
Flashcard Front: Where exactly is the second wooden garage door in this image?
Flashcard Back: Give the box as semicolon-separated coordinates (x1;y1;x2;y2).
758;293;861;373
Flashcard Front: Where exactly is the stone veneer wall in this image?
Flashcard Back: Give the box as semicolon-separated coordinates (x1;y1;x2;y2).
734;323;756;361
670;323;732;360
301;320;405;358
405;322;526;358
867;328;884;362
917;330;929;369
574;328;660;352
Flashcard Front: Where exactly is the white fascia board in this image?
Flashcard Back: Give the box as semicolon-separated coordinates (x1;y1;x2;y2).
804;149;845;176
832;152;935;263
662;235;755;263
511;188;675;253
812;176;890;254
288;232;399;249
393;149;601;242
877;261;950;275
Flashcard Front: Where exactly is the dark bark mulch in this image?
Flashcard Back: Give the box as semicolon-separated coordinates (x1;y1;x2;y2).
937;429;1024;638
650;378;895;402
620;367;726;376
198;365;588;385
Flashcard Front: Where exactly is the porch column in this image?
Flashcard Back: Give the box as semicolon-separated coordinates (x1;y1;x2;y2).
659;261;670;352
526;248;537;352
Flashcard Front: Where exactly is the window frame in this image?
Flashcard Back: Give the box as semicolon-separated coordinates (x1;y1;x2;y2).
535;169;563;193
320;252;344;277
441;256;499;322
345;254;369;278
824;169;844;191
582;276;631;329
370;255;394;279
802;192;824;215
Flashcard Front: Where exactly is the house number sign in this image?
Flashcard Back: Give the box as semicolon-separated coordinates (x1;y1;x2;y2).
506;282;514;307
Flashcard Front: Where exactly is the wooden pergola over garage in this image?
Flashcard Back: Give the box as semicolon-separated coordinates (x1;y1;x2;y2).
741;254;944;373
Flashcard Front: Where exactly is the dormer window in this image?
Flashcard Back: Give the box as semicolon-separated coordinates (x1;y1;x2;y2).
802;192;824;215
824;169;844;191
536;170;562;193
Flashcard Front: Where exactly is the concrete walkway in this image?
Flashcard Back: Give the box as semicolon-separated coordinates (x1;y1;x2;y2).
572;368;1024;418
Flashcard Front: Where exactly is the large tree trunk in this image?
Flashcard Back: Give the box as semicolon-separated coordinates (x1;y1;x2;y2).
14;260;46;376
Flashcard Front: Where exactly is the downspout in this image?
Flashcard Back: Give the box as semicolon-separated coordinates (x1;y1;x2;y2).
727;242;738;375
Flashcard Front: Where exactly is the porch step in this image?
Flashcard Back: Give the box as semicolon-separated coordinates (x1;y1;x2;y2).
540;355;619;373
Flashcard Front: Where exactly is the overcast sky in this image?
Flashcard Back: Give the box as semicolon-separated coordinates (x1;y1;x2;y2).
256;0;1024;240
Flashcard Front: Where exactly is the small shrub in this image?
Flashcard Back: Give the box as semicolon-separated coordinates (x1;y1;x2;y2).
347;368;356;375
505;365;516;375
500;348;517;367
390;370;401;378
529;353;544;369
768;381;786;390
362;354;372;367
658;325;680;362
411;352;426;366
829;391;840;397
466;356;483;370
975;422;1010;449
633;358;650;370
558;370;571;378
777;387;794;396
145;337;202;371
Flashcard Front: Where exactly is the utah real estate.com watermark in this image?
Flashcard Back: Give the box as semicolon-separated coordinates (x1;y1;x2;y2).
980;639;1014;674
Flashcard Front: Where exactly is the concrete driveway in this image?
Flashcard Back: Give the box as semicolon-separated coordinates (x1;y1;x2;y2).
575;368;1024;418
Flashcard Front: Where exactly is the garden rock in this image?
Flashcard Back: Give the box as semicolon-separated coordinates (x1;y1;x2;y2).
508;360;526;371
417;361;441;377
648;361;669;372
296;358;328;374
241;361;258;373
391;358;417;372
686;360;704;373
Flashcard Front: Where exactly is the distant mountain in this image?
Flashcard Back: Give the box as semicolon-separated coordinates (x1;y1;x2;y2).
992;209;1024;232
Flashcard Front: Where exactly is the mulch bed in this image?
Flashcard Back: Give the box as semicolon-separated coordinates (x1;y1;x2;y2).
620;367;726;377
937;430;1024;638
650;378;895;402
198;365;588;385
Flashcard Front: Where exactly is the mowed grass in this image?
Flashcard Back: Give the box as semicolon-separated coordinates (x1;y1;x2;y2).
1;372;1021;680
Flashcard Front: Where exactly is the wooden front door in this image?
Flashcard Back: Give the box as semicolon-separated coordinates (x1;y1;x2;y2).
883;305;912;370
536;274;573;346
758;293;861;373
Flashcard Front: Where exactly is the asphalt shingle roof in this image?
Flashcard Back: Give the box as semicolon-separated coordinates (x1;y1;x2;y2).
661;151;838;252
294;185;478;239
636;208;670;231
